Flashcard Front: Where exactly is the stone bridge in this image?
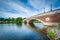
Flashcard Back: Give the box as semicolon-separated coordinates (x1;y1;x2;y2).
23;9;60;26
23;9;60;40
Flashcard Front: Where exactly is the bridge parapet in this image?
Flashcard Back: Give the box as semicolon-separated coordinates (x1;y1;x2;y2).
31;9;60;18
23;9;60;25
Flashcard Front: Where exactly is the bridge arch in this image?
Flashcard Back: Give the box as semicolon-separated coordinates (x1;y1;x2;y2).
28;18;45;28
26;18;48;36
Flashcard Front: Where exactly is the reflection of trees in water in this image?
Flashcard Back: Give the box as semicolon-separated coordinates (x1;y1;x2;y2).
0;17;23;26
16;23;22;27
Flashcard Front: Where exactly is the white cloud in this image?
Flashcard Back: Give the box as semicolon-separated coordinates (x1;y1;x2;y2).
6;2;41;17
29;0;58;12
29;0;45;9
0;2;39;18
0;11;27;18
0;0;59;18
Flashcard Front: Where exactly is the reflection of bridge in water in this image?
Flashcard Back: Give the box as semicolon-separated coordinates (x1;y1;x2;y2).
23;9;60;39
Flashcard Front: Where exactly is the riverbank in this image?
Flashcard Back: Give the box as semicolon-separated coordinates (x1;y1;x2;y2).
47;25;60;40
0;17;25;25
25;20;60;40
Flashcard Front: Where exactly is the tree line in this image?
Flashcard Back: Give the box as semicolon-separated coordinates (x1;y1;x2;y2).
0;17;25;25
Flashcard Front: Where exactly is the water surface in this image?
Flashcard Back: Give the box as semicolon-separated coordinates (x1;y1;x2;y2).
0;23;48;40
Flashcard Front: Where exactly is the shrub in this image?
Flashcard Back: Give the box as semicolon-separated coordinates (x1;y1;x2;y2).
48;30;55;38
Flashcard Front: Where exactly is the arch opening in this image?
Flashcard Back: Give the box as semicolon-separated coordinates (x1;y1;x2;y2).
28;19;44;29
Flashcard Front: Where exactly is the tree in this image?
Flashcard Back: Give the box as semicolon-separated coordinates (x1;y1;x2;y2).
16;17;23;24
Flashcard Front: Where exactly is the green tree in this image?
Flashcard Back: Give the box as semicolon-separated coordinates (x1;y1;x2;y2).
16;17;23;24
11;18;15;23
0;18;4;21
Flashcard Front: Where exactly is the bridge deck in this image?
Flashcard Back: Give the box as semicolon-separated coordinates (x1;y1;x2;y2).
31;9;60;18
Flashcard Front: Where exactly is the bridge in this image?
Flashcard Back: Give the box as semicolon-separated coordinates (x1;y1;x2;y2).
23;9;60;40
23;9;60;26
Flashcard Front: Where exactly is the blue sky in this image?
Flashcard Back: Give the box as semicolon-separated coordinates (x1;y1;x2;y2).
0;0;60;18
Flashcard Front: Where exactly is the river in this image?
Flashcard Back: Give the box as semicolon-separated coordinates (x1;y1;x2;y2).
0;23;49;40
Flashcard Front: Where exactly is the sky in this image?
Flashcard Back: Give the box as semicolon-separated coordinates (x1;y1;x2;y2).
0;0;60;18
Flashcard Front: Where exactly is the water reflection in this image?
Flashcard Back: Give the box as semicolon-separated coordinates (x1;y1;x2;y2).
34;23;44;29
0;23;48;40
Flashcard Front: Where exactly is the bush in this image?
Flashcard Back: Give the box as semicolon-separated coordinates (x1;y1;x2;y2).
48;30;55;38
56;38;60;40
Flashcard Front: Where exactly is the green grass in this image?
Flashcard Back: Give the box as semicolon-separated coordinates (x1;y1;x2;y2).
48;30;54;38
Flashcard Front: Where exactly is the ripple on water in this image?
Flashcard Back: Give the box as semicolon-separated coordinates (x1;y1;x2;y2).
0;24;48;40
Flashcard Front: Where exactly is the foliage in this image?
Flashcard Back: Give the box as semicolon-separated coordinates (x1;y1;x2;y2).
48;30;54;38
0;17;23;25
0;18;5;21
33;20;41;23
56;38;60;40
57;23;60;28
